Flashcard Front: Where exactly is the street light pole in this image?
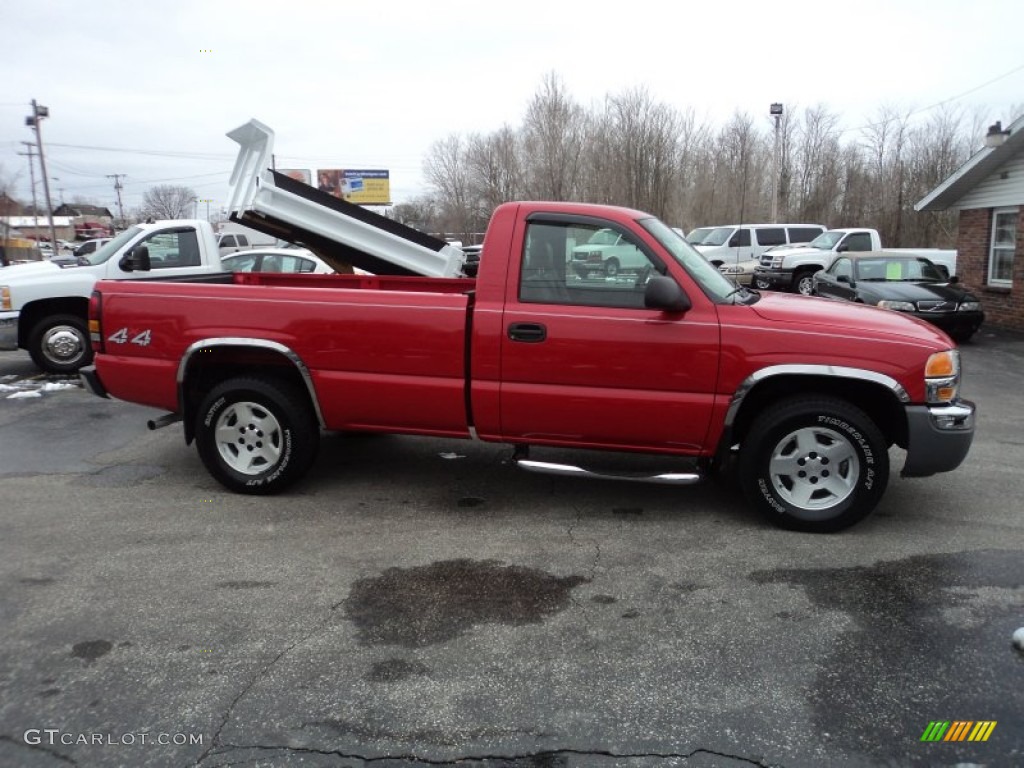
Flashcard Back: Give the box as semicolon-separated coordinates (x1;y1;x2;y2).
770;102;783;224
26;100;59;253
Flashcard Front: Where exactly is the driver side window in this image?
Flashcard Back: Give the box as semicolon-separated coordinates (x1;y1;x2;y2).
831;257;853;280
519;221;661;309
141;229;201;269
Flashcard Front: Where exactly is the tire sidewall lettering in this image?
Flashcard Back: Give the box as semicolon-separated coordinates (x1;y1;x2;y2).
244;427;293;486
203;396;227;428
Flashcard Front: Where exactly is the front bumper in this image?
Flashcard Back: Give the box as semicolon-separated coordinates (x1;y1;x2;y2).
901;400;975;477
752;268;793;290
0;311;19;350
79;364;109;399
910;310;985;339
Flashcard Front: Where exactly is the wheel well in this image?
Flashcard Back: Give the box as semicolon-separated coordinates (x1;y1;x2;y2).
795;265;824;276
179;346;319;444
726;375;907;452
18;297;89;348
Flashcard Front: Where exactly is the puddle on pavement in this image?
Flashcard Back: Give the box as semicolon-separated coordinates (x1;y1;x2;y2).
71;639;112;663
750;549;1024;760
342;559;588;647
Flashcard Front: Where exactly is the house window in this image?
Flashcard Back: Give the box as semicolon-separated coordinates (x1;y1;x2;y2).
989;207;1017;286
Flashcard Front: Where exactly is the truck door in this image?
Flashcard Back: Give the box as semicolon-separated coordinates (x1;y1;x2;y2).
498;216;720;454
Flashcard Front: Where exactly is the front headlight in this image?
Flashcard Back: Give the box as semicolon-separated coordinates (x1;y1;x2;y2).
1;286;10;311
771;257;782;268
958;301;981;312
877;300;916;311
924;349;960;404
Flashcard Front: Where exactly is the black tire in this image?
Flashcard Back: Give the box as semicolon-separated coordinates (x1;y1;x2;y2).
754;276;772;290
604;258;620;277
795;270;816;296
28;313;93;374
738;397;889;532
195;377;319;494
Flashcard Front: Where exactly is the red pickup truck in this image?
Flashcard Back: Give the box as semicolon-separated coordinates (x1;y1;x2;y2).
79;122;975;533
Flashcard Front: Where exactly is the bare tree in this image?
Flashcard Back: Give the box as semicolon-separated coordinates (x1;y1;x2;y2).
140;184;198;220
423;134;476;239
593;87;682;219
521;72;587;200
465;126;523;216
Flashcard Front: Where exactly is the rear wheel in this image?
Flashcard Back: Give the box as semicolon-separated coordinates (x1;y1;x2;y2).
195;377;319;494
28;313;92;374
795;270;816;295
604;258;620;277
738;397;889;532
754;275;772;290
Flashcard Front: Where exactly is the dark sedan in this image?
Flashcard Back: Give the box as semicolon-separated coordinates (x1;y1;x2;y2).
812;252;984;342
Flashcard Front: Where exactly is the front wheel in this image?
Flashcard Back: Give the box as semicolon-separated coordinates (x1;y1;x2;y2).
738;397;889;532
28;313;93;374
795;270;816;295
603;258;620;277
195;377;319;494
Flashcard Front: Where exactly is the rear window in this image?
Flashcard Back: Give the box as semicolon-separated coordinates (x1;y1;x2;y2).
754;228;785;246
787;226;824;243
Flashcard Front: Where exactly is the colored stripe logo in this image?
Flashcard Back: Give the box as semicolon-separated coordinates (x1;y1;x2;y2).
921;721;996;742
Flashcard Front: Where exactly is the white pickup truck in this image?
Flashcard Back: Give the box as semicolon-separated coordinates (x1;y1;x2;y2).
752;228;957;295
0;220;224;373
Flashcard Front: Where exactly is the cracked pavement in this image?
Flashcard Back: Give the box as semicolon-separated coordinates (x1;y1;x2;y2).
1;333;1023;768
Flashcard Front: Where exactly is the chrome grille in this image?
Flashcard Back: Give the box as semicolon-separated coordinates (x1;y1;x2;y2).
916;300;955;313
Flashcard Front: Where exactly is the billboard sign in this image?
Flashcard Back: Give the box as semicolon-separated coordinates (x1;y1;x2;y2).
316;169;390;205
278;168;312;185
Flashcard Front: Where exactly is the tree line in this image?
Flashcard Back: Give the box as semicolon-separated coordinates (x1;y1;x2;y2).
398;73;1013;248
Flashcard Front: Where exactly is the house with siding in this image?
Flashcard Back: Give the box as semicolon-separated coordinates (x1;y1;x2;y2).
916;115;1024;332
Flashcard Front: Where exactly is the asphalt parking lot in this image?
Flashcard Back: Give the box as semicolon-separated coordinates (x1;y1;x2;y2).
0;330;1022;768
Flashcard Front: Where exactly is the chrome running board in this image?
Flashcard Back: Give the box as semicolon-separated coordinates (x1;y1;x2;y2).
516;459;702;485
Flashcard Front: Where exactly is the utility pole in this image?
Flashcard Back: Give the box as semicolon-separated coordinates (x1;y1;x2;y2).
197;198;214;220
17;142;39;232
107;174;126;229
770;103;783;223
26;100;58;251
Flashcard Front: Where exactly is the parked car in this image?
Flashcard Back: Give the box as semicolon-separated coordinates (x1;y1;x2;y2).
221;247;335;274
696;223;826;269
570;227;648;277
812;252;984;342
73;238;112;258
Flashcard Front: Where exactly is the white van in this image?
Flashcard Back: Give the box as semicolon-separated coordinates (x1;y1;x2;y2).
695;223;826;266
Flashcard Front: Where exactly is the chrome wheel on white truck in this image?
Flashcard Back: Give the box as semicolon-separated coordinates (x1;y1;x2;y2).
28;314;93;374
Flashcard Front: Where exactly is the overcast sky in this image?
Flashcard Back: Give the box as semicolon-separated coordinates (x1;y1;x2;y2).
2;0;1022;216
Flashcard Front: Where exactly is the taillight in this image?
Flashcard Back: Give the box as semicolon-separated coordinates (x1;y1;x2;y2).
88;290;103;352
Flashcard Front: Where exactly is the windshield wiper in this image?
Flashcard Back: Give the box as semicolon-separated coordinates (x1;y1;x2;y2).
724;285;758;303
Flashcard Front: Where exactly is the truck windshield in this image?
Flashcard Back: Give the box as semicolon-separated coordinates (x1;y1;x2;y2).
808;231;845;250
638;218;738;302
700;227;735;247
82;227;142;266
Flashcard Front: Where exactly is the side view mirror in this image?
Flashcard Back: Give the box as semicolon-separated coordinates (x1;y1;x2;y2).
837;274;852;285
947;274;959;284
120;245;151;272
836;244;849;253
644;276;691;313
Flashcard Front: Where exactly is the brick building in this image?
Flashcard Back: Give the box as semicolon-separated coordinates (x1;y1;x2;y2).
916;115;1024;332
